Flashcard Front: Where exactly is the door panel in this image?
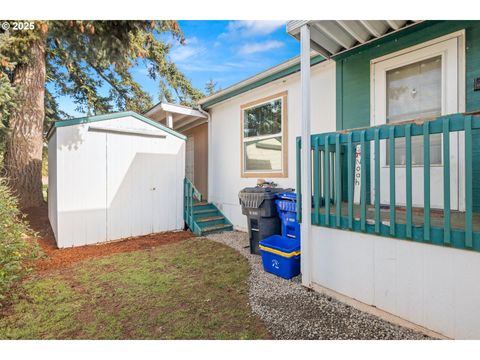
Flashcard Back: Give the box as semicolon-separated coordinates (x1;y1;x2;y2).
372;37;460;210
107;133;157;240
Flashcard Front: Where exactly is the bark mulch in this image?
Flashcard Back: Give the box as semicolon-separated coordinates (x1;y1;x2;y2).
24;204;194;272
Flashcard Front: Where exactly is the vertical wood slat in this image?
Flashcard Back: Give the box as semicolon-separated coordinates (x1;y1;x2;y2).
405;124;413;239
374;129;380;234
296;137;302;223
443;118;451;245
360;131;366;232
389;126;396;236
314;137;320;225
465;116;473;248
335;134;342;227
423;122;431;242
186;180;189;225
347;133;353;229
183;178;186;221
324;135;330;226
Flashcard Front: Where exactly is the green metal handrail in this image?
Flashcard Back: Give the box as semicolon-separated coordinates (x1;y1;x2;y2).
296;113;480;252
184;177;202;230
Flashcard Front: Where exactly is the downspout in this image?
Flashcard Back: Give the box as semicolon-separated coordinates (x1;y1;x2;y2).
197;106;213;203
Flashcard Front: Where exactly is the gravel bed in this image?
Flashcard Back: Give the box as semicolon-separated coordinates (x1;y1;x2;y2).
207;231;431;340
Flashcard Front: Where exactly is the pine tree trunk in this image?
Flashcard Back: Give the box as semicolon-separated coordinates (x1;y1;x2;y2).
3;36;46;209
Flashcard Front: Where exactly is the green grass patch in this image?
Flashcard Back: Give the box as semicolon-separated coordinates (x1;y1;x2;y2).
0;239;270;340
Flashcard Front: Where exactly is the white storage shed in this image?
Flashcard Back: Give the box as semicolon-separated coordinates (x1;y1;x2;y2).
47;111;186;248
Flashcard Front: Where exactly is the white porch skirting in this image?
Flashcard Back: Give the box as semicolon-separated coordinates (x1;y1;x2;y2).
307;226;480;339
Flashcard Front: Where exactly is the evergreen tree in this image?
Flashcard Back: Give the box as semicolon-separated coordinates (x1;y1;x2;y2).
205;78;219;96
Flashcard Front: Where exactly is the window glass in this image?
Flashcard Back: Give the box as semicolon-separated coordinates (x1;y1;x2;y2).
244;136;282;172
386;56;442;165
243;99;282;138
242;97;284;173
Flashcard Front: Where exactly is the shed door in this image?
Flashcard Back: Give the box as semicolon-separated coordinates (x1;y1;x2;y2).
106;133;152;239
106;132;177;240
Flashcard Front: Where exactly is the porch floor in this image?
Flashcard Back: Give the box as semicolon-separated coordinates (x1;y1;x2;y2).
319;202;480;231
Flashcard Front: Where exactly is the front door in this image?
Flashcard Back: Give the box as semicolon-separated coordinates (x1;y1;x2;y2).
372;34;463;210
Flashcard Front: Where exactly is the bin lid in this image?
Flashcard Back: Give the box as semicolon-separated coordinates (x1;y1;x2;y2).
259;235;300;253
276;191;297;201
238;187;285;208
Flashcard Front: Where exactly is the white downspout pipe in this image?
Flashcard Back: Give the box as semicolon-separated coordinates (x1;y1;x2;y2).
300;24;312;288
197;106;213;203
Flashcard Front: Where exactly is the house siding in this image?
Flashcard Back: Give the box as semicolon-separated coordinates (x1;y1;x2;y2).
335;20;480;210
208;61;336;230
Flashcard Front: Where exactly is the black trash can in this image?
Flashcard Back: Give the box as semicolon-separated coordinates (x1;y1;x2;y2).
238;187;285;254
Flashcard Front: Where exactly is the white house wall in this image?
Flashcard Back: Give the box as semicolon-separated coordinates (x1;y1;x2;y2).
53;115;185;248
209;60;336;230
310;226;480;339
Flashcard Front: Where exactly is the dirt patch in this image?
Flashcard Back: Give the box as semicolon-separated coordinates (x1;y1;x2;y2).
24;204;194;272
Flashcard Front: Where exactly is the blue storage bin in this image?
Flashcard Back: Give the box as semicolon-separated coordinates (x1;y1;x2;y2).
259;235;300;280
275;191;301;241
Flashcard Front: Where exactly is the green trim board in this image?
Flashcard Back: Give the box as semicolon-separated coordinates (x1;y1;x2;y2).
46;111;187;141
201;55;325;109
312;212;480;254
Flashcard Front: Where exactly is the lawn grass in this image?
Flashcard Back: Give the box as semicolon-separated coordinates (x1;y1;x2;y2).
0;238;270;339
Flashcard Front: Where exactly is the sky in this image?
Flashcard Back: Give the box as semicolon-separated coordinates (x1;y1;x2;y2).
56;20;300;117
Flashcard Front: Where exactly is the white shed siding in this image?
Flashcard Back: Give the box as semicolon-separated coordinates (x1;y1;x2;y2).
56;124;108;247
209;60;336;230
50;114;185;248
47;131;58;240
309;226;480;339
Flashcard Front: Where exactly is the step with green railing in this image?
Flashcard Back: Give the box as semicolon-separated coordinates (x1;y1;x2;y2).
184;178;233;236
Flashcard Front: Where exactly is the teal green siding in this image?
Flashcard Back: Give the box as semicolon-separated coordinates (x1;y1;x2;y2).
335;20;480;211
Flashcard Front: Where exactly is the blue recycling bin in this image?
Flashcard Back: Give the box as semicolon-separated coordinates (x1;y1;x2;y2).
259;235;300;280
275;192;300;241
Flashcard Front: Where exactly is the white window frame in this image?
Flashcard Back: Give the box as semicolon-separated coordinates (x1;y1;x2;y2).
240;91;288;178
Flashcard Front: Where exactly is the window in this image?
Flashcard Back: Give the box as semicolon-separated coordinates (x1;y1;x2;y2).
241;92;287;177
386;56;442;165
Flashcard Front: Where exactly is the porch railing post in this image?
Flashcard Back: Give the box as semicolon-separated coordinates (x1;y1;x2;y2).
423;122;431;242
314;137;320;225
347;133;354;229
360;131;366;231
374;128;381;234
389;126;396;236
443;118;451;245
335;134;342;227
300;24;312;287
405;124;413;239
465;116;473;248
324;135;330;226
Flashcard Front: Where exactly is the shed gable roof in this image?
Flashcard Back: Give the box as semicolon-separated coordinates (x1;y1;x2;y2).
46;111;187;141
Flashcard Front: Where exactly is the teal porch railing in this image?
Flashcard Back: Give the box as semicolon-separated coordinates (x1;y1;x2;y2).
184;177;202;233
296;113;480;252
